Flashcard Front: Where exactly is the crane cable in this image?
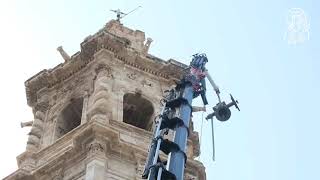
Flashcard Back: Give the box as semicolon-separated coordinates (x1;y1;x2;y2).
198;110;204;161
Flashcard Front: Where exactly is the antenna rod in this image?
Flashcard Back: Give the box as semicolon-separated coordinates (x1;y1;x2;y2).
121;6;142;19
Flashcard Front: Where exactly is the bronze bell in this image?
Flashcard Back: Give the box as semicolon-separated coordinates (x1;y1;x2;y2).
213;102;231;121
206;94;240;121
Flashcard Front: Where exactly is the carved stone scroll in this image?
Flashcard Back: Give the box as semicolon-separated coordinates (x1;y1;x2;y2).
87;64;114;123
26;111;45;151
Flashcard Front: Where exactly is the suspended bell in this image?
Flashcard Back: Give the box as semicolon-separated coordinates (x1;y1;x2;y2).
206;94;240;121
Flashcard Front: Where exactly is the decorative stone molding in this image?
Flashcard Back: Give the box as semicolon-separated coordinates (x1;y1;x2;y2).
87;140;105;156
26;110;45;151
34;101;49;113
51;168;64;180
3;169;31;180
16;151;37;172
127;72;137;80
95;63;113;78
141;78;152;87
7;116;205;179
87;64;114;122
20;156;36;172
24;22;187;107
135;158;146;178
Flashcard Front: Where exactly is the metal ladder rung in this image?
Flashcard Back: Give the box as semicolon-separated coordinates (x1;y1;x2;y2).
160;116;184;130
149;163;176;180
166;97;189;109
160;139;180;155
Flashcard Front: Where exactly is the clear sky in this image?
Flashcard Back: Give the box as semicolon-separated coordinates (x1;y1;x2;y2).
0;0;319;180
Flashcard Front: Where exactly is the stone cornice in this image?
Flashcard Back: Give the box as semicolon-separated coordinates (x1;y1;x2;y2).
25;27;188;106
13;120;204;180
3;169;32;180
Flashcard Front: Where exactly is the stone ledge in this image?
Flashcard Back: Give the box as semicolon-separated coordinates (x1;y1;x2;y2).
12;119;205;180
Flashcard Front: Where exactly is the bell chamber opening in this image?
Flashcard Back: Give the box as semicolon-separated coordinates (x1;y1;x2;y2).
55;98;83;139
123;93;154;131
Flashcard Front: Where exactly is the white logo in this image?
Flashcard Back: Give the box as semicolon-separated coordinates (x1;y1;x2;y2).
284;8;310;45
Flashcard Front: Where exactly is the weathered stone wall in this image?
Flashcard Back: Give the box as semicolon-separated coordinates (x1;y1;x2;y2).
37;49;170;150
4;20;205;180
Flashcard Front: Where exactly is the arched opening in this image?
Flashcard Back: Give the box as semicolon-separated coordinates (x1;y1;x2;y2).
56;98;83;139
123;93;154;131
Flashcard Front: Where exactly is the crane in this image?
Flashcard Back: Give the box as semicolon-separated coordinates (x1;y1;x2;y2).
142;54;240;179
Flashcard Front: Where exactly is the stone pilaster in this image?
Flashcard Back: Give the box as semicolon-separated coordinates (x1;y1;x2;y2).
85;140;106;180
81;92;89;124
115;90;125;122
87;64;114;124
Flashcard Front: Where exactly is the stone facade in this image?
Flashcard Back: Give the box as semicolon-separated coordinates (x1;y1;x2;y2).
4;20;206;180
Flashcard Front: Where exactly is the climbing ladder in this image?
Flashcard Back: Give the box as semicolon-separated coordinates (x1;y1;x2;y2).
142;83;194;180
142;54;209;180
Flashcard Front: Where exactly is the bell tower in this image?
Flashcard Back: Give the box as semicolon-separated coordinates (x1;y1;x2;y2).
4;20;206;180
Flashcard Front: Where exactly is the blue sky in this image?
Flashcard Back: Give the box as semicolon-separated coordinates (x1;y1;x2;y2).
0;0;319;179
